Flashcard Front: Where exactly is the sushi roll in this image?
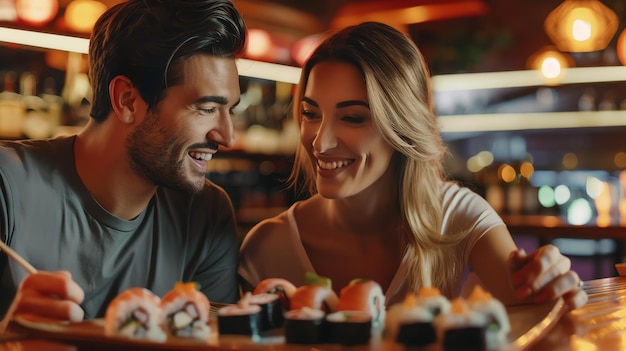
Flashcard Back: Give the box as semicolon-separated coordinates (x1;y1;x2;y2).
466;285;510;349
337;279;385;328
284;307;327;344
434;298;489;351
417;286;452;317
385;292;435;347
217;292;262;337
161;282;211;340
104;287;167;342
290;275;338;312
326;310;372;346
253;278;297;310
248;292;284;331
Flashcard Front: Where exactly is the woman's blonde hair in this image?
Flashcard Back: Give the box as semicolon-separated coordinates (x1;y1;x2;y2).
289;22;468;296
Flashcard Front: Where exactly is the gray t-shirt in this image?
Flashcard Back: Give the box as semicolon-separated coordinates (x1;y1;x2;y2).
0;136;239;319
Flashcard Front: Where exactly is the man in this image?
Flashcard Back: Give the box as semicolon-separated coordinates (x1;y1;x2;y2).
0;0;246;325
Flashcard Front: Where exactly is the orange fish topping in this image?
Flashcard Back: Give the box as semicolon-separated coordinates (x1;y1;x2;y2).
418;286;442;298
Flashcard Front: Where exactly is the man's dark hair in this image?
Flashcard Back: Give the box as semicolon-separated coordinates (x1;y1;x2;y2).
88;0;247;122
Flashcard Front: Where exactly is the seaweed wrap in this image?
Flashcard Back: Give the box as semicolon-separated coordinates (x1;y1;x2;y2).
326;310;372;345
248;292;284;331
284;307;327;344
217;292;262;337
434;298;489;351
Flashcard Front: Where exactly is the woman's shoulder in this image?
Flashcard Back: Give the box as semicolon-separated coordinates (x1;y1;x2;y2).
441;181;488;207
240;202;300;249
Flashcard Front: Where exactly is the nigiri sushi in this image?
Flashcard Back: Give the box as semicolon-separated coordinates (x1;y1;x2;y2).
161;282;211;340
104;287;167;342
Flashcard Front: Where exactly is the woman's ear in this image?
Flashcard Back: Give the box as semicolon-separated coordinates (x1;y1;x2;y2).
109;76;142;124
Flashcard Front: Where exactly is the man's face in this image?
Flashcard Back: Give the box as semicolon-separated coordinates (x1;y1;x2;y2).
127;54;240;193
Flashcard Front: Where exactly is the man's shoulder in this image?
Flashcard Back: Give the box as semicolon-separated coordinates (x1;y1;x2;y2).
0;136;73;161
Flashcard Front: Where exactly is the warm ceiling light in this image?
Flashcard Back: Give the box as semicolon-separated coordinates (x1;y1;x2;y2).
15;0;58;26
245;29;272;60
65;0;107;33
526;46;574;85
291;33;324;67
544;0;618;52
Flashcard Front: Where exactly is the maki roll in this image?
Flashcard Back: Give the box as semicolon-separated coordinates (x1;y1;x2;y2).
248;292;284;331
337;279;385;328
161;282;211;340
217;292;262;337
284;307;327;344
434;298;489;351
253;278;297;310
326;310;372;346
385;291;438;347
290;273;338;312
104;287;167;342
417;286;452;317
466;285;510;349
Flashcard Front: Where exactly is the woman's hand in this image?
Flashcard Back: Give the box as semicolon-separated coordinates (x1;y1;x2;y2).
1;270;84;329
508;245;588;311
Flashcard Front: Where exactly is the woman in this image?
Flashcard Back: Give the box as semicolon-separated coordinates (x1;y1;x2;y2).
239;22;587;310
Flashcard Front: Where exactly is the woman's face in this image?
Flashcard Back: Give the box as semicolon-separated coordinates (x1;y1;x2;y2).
299;61;396;199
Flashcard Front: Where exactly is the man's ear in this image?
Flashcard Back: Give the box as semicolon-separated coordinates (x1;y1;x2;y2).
109;76;142;124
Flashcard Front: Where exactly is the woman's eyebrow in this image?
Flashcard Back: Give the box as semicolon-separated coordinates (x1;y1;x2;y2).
302;96;369;109
302;96;318;107
336;100;369;109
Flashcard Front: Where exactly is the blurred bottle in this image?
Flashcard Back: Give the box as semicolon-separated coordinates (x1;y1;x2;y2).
20;72;52;139
0;71;24;139
40;77;64;132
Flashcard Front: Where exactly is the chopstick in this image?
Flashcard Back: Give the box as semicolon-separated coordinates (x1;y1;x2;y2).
0;240;37;274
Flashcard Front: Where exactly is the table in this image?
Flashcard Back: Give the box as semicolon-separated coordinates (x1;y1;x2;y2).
3;277;626;350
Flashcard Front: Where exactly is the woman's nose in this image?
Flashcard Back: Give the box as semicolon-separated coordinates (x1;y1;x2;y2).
312;120;337;152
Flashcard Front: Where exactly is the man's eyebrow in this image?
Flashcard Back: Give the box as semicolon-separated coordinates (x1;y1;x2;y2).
195;96;229;105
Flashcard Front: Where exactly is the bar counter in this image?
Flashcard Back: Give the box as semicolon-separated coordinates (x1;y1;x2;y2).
2;276;626;350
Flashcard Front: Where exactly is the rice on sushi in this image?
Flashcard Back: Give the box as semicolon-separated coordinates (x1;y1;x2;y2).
217;292;262;337
104;287;167;342
326;310;372;346
161;282;211;340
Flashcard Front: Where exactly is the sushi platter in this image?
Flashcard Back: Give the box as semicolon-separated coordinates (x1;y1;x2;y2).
13;297;565;351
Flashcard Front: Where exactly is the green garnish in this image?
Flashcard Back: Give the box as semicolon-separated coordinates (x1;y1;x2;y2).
305;272;332;288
